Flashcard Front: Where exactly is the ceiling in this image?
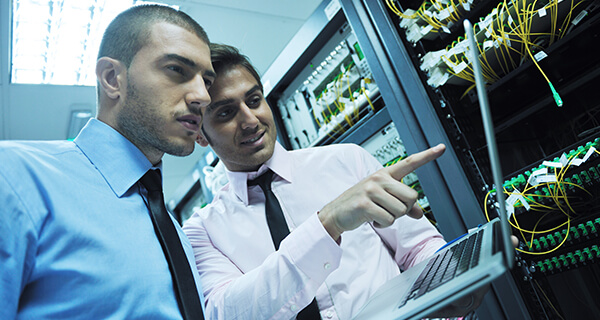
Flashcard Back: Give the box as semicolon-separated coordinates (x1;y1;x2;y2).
183;0;321;19
0;0;325;201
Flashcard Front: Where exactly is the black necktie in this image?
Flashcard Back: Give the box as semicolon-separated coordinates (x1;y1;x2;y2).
249;169;321;320
140;169;205;320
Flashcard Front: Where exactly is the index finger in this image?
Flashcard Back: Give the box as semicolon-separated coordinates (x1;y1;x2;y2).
385;143;446;181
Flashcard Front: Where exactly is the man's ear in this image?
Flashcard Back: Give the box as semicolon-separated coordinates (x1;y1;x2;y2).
196;130;209;147
96;57;126;100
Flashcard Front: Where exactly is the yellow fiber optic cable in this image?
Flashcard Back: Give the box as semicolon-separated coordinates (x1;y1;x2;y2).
345;72;360;123
525;211;551;250
516;218;570;255
361;86;375;111
386;0;419;19
484;166;589;253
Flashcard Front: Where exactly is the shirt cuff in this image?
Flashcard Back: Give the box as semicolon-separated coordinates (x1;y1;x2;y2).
282;213;343;284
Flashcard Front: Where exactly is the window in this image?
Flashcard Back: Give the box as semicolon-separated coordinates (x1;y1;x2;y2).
11;0;175;86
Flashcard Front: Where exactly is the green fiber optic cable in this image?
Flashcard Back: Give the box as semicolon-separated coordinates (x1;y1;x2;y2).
549;82;563;107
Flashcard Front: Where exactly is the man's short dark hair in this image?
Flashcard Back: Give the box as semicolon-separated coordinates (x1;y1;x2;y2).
210;43;263;92
98;4;209;67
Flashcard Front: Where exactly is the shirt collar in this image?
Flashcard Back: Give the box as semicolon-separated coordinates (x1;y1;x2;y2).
225;141;293;205
74;118;155;197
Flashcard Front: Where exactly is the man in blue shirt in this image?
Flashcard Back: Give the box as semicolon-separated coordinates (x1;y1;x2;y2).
0;5;215;319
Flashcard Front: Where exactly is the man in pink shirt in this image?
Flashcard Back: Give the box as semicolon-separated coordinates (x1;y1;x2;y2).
183;43;462;319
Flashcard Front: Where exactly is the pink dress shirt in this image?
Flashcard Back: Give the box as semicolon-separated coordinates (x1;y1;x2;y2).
183;142;446;319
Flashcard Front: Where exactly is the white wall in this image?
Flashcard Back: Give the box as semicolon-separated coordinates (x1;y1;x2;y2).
0;0;323;200
183;1;321;74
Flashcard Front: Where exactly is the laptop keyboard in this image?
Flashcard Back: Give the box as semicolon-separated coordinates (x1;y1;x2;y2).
398;229;484;308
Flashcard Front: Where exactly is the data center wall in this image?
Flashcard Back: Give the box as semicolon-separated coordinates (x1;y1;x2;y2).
364;0;600;318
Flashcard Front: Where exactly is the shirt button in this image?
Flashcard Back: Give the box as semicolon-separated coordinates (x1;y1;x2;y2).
326;310;334;318
290;304;298;312
324;262;331;270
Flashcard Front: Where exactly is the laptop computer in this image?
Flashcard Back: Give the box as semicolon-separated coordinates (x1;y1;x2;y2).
352;19;515;320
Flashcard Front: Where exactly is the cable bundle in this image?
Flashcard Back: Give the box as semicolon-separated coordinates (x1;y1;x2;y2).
388;0;591;105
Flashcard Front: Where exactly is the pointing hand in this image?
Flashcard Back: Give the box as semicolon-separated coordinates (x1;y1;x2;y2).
318;144;446;240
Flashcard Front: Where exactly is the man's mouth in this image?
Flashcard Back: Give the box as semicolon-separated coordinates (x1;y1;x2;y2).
177;115;201;132
241;131;265;145
181;119;198;125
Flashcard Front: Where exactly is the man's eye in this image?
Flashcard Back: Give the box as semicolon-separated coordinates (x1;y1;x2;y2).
217;108;233;118
167;65;184;75
247;96;262;107
204;78;213;89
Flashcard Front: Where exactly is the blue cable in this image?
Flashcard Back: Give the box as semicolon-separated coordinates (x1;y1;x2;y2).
435;224;483;253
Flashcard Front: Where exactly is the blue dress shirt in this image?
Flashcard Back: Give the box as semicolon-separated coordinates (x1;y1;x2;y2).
0;119;204;319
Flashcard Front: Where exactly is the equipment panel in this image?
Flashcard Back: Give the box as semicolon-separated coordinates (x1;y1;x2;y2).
274;22;380;149
378;0;600;317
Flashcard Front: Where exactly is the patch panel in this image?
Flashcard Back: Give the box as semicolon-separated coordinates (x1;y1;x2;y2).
526;217;600;253
395;0;482;43
360;122;405;165
534;244;600;274
504;138;600;188
498;137;600;216
274;22;379;150
416;0;585;90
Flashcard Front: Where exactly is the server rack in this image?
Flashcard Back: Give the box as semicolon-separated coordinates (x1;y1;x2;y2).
339;0;599;318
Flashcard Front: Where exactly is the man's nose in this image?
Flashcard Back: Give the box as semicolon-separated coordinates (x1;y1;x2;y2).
186;75;211;112
239;104;260;130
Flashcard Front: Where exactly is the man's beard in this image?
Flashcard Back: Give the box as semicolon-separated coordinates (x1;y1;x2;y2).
116;80;193;157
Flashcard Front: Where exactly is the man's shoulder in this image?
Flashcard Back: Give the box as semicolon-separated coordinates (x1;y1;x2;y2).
195;184;234;210
0;139;75;156
182;188;233;228
0;140;79;175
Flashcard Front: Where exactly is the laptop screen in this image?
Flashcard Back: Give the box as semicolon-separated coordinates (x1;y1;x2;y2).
464;19;514;268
